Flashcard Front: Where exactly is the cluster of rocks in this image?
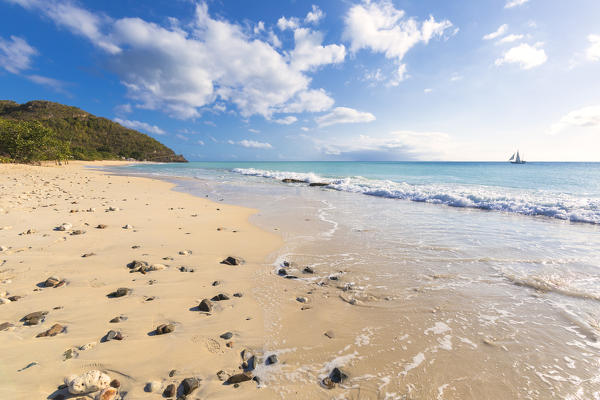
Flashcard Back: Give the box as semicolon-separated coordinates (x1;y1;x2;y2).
126;260;166;274
43;276;66;288
57;370;119;400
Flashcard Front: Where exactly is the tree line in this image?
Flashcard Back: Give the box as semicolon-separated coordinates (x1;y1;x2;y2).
0;118;71;163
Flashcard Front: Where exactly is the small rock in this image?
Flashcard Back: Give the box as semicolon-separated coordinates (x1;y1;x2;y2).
303;266;314;274
226;341;234;348
63;348;78;360
8;295;22;301
169;369;177;377
145;381;162;392
324;330;335;339
211;293;230;301
22;311;48;325
181;377;200;395
178;250;192;256
56;223;72;231
0;245;8;251
155;323;175;335
330;367;348;383
122;224;133;229
296;297;308;303
65;370;111;394
70;229;86;235
277;268;287;276
198;299;212;312
103;330;123;341
110;379;120;388
82;252;95;258
43;276;63;288
221;256;244;266
233;292;243;298
322;377;335;389
309;182;329;187
108;288;131;298
225;372;252;384
0;322;15;331
95;387;118;400
36;323;65;337
96;224;107;229
265;354;278;365
220;332;233;340
212;280;221;286
163;384;176;397
78;342;97;351
216;370;229;381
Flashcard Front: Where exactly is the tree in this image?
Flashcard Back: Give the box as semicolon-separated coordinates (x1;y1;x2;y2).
0;118;71;163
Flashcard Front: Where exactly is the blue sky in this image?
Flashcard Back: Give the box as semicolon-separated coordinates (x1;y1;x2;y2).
1;0;599;161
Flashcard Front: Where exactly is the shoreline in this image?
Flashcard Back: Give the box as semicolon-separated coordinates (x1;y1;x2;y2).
0;161;285;399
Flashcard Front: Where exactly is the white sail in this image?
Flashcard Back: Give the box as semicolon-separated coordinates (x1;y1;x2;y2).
509;153;515;161
515;151;521;163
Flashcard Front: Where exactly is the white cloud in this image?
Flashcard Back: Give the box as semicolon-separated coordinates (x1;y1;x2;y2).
175;134;189;141
280;88;334;113
290;28;345;71
497;34;524;44
277;16;299;31
0;35;37;74
316;107;376;127
424;88;433;93
273;116;298;125
229;139;273;149
343;0;453;86
305;5;324;24
450;74;463;82
114;118;166;135
307;130;456;160
483;24;508;40
549;105;600;135
25;74;68;93
495;43;547;69
10;1;343;120
248;128;260;133
114;103;132;115
197;140;205;145
301;127;309;131
505;0;529;9
586;34;600;61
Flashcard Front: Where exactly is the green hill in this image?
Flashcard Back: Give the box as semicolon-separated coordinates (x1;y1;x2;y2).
0;100;187;162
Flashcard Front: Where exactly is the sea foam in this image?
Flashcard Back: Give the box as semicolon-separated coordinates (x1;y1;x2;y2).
231;168;600;224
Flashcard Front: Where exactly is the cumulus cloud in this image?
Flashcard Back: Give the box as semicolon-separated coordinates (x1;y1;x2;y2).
114;103;132;115
316;107;375;127
229;139;273;149
495;43;547;69
197;140;205;145
0;35;37;73
305;5;324;24
277;16;299;31
114;118;166;135
343;0;453;86
505;0;529;9
9;1;342;120
248;128;260;133
549;105;600;135
587;34;600;61
273;116;298;125
483;24;508;40
25;74;69;93
306;130;456;160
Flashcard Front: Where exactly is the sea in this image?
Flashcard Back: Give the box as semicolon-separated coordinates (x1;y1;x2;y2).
108;161;600;399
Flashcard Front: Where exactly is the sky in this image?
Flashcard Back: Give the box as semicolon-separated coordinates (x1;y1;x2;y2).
0;0;599;161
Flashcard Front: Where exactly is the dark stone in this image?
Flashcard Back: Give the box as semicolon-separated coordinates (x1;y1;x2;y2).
221;256;244;266
81;253;95;258
220;332;233;340
211;293;230;301
277;268;287;276
169;369;177;377
163;383;176;398
309;182;329;187
282;261;291;267
96;224;107;229
212;280;221;286
225;372;252;384
104;330;123;341
22;311;48;325
324;330;335;339
178;266;188;272
0;322;14;331
127;260;149;273
70;229;86;235
329;276;339;281
303;267;314;274
322;377;335;389
330;367;348;383
265;354;278;365
198;299;212;312
233;292;243;298
281;178;305;183
156;323;175;335
36;323;64;337
284;275;298;279
108;288;131;298
8;295;22;301
181;377;200;395
43;276;61;287
110;379;120;388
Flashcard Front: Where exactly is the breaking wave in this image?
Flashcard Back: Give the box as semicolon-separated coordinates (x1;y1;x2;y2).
231;168;600;224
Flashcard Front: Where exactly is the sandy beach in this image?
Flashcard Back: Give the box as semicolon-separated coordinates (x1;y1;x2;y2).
0;161;285;399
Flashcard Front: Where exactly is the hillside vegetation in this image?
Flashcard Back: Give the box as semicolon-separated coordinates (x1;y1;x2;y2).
0;100;186;163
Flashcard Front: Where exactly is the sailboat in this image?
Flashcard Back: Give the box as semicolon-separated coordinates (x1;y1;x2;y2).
508;150;526;164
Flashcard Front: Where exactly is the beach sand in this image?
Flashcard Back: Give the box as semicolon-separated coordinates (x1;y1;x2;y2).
0;161;286;399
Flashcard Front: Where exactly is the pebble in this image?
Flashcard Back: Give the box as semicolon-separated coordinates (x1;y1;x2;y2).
303;266;314;274
178;250;192;256
109;315;127;323
277;268;287;276
265;354;278;365
95;387;118;400
324;330;335;339
181;377;200;395
56;223;72;231
198;299;212;312
220;332;233;340
82;252;95;258
104;330;123;341
44;276;64;288
65;370;111;394
221;256;244;266
233;292;243;298
96;224;107;229
212;280;221;286
163;384;176;398
169;369;177;377
225;372;252;384
122;224;133;229
296;297;308;303
70;229;86;235
145;381;162;392
8;295;22;301
110;379;120;388
36;323;65;337
22;311;48;325
108;288;131;298
211;293;230;301
217;370;229;381
155;323;175;335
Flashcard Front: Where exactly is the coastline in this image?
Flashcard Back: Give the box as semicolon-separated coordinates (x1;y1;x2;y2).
0;161;284;399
